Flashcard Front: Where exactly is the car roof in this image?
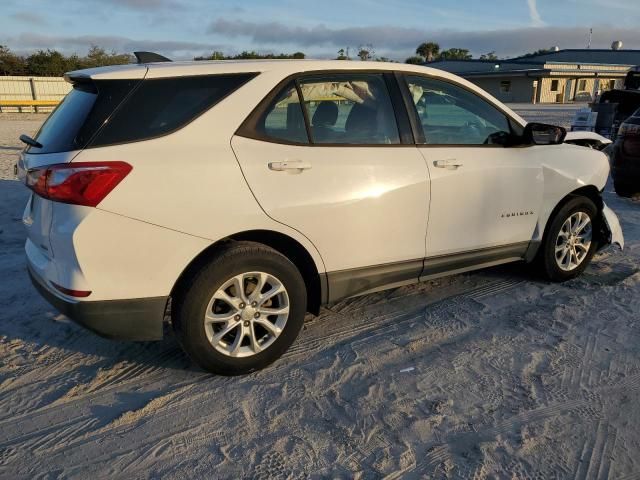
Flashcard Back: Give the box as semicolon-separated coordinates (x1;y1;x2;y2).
67;59;458;81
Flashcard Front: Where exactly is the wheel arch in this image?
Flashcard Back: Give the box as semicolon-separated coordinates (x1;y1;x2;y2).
170;229;325;316
527;184;604;262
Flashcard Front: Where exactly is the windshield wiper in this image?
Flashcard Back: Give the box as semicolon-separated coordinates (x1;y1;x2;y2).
19;134;43;149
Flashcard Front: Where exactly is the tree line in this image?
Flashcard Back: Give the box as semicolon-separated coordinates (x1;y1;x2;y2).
0;41;525;77
0;46;309;76
194;51;306;60
0;46;133;77
404;42;500;64
194;42;490;64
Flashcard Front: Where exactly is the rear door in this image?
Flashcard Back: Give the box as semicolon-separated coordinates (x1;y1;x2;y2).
231;71;430;300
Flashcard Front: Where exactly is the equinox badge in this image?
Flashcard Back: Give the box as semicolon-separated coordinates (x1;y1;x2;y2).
502;211;534;218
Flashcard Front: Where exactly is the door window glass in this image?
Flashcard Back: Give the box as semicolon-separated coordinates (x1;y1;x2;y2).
259;82;309;144
298;74;400;144
406;75;512;145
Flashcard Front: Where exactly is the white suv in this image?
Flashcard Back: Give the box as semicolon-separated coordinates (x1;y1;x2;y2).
18;57;624;375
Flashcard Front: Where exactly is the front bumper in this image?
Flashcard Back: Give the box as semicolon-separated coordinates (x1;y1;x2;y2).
602;202;624;250
28;264;167;341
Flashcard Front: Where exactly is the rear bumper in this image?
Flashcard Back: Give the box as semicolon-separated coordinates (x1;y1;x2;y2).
28;264;167;341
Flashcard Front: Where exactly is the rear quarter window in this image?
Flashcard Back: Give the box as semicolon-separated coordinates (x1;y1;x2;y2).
90;73;258;147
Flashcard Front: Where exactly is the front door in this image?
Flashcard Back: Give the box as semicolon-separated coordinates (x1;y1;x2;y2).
232;72;429;300
401;73;544;260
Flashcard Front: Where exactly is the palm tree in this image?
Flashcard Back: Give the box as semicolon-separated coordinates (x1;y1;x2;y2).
416;42;440;62
357;44;374;61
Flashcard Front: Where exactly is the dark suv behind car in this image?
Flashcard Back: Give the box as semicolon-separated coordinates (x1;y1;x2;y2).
611;107;640;197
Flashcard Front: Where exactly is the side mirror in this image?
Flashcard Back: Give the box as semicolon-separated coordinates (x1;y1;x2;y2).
523;123;567;145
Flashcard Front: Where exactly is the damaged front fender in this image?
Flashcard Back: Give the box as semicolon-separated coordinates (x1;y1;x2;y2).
564;131;612;150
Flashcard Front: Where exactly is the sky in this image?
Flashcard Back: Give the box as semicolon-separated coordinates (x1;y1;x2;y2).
1;0;640;61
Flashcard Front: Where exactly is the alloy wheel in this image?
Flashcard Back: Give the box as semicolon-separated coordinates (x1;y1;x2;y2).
554;211;592;272
203;272;290;358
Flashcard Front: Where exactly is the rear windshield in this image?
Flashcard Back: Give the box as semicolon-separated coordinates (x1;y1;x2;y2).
29;73;257;154
29;79;137;154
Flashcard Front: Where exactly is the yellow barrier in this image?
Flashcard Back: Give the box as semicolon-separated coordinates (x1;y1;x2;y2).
0;100;60;107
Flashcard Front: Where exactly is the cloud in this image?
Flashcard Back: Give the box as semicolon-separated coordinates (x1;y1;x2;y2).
566;0;640;12
527;0;545;27
10;12;48;26
105;0;180;10
3;33;226;59
208;19;427;49
207;19;640;59
4;20;639;62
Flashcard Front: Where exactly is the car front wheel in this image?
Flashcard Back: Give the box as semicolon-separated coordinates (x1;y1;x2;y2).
538;197;598;282
173;241;307;375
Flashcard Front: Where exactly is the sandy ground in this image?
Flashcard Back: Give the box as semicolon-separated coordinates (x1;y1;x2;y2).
1;107;639;479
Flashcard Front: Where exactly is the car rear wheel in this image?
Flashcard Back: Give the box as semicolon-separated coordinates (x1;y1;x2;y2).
538;197;598;282
173;241;307;375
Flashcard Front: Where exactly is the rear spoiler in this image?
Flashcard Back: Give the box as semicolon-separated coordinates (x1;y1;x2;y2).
134;51;172;64
62;73;97;91
61;52;169;84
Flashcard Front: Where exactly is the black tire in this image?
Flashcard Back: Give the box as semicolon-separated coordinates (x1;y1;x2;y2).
538;196;598;282
173;241;307;375
613;180;635;198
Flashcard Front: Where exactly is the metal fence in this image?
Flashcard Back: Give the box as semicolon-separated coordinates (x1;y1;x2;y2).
0;76;69;113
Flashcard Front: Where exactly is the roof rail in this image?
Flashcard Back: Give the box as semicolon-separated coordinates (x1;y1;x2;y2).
133;51;172;64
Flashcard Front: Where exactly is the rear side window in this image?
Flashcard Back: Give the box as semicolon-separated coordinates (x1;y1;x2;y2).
298;74;400;144
238;73;401;145
29;80;136;154
91;73;257;147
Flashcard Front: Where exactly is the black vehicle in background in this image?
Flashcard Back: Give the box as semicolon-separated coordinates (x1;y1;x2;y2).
610;107;640;197
596;89;640;140
590;68;640;139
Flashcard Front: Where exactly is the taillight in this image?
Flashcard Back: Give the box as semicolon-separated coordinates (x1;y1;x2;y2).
51;282;92;298
618;122;640;138
25;162;132;207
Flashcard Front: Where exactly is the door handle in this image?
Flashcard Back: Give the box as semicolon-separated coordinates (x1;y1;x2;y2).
434;159;463;170
268;160;312;172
